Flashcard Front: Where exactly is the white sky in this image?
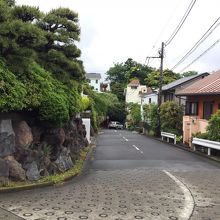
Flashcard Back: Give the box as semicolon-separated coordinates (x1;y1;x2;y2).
16;0;220;80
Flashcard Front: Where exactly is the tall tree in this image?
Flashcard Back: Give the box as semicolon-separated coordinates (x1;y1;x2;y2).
37;8;85;82
0;1;46;75
106;58;153;101
145;69;181;89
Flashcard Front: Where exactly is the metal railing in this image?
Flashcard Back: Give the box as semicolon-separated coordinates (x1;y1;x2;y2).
192;137;220;156
161;132;176;144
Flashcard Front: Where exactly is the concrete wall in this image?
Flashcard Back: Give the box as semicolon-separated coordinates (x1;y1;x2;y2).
82;118;91;143
183;116;208;146
143;93;158;105
89;79;101;92
125;85;147;104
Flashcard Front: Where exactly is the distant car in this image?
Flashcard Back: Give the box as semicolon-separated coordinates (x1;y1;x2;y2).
108;121;123;129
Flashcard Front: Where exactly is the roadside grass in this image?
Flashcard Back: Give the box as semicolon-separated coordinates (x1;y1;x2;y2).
0;146;90;191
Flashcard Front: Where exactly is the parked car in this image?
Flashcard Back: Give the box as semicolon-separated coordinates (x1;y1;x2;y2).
108;121;123;129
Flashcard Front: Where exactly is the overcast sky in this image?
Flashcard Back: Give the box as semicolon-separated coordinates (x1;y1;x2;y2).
16;0;220;80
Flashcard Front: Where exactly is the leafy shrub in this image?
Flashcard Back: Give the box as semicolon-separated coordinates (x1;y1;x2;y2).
193;132;209;140
127;103;141;127
81;96;90;111
65;85;82;116
176;135;183;143
39;92;69;127
160;101;183;135
207;110;220;142
0;59;27;111
144;103;159;135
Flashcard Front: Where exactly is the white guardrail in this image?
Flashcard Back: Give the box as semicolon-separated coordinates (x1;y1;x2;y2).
192;137;220;156
161;132;176;144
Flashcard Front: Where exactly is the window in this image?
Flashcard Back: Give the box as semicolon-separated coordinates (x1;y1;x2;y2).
164;93;174;102
131;86;137;89
96;80;98;84
186;102;198;115
87;79;91;83
149;98;151;104
203;101;214;120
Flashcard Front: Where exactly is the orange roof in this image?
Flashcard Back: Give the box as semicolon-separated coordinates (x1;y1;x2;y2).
128;79;140;86
176;69;220;95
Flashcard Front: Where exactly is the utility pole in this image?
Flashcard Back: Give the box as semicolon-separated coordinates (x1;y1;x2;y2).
158;42;164;107
146;42;165;136
157;42;165;136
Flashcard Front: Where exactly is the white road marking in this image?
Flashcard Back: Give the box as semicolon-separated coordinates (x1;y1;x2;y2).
123;137;128;141
132;145;140;151
140;151;143;154
163;170;194;219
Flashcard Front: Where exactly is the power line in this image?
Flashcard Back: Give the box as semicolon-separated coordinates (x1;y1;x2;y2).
171;16;220;70
179;38;220;72
144;2;181;65
165;0;197;47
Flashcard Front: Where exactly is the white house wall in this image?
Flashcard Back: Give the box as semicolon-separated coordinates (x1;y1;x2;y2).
143;93;158;105
89;79;101;92
126;85;147;104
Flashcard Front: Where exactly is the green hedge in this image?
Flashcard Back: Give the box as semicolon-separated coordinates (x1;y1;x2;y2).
0;60;27;111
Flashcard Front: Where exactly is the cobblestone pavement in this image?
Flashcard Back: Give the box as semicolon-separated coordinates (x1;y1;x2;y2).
0;130;220;220
0;169;193;220
1;168;220;220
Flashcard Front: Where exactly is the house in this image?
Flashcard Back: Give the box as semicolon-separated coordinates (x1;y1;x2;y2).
176;70;220;145
140;87;158;105
125;79;148;105
100;82;111;92
161;72;209;106
85;73;101;92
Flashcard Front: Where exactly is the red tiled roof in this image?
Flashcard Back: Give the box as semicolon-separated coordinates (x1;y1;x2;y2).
128;79;140;86
176;69;220;95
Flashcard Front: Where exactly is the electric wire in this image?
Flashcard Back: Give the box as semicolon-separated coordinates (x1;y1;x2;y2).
171;16;220;70
179;38;220;73
144;2;181;65
165;0;197;47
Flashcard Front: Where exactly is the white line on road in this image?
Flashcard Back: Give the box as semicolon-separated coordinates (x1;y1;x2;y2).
132;145;140;151
123;137;128;141
163;170;194;219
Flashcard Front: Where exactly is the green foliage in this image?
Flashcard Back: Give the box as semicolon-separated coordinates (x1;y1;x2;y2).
193;132;209;140
0;0;85;128
128;103;141;126
12;5;41;22
106;58;154;104
145;69;181;89
106;58;153;86
0;59;27;111
160;101;183;135
39;91;69;127
146;103;159;134
182;71;198;77
108;102;126;122
176;135;183;143
207;110;220;142
37;7;85;82
81;96;90;111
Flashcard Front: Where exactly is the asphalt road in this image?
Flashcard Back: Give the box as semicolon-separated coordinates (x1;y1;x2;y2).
0;129;220;220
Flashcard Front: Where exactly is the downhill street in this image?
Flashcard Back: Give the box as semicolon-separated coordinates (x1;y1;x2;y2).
1;129;220;220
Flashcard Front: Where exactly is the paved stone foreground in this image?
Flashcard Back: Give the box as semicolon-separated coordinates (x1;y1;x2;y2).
0;168;192;220
1;168;220;219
